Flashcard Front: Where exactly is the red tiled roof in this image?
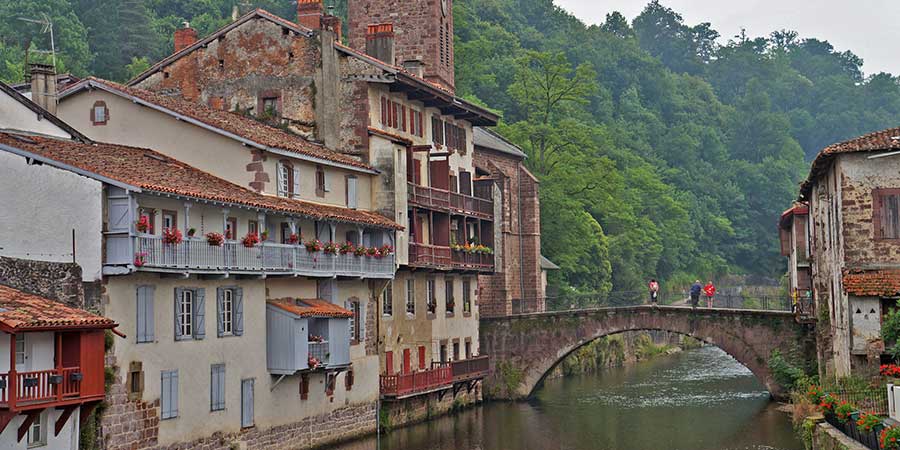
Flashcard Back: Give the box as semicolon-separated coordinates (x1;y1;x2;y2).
0;132;402;229
267;298;352;318
843;269;900;297
368;127;412;145
63;77;374;171
0;284;116;331
779;202;809;229
800;126;900;199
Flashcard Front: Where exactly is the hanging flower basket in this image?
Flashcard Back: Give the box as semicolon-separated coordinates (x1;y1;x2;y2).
288;233;300;245
304;239;323;253
206;232;225;247
323;242;338;255
242;232;260;248
308;355;321;369
136;215;150;233
162;228;183;245
340;242;355;255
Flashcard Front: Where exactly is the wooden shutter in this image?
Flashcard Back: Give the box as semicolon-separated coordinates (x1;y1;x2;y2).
459;171;472;195
211;364;225;411
241;379;254;428
347;176;358;209
174;288;183;340
194;289;206;340
161;370;178;419
381;97;387;125
108;196;132;233
418;346;426;370
136;286;155;343
276;162;285;197
429;159;449;190
292;167;301;198
358;301;366;343
401;105;407;132
234;288;244;336
385;351;393;375
216;288;225;338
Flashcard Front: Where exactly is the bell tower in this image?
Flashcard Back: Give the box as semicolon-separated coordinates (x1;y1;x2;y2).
348;0;455;93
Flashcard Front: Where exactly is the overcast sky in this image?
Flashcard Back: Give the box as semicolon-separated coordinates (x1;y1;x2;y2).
554;0;900;76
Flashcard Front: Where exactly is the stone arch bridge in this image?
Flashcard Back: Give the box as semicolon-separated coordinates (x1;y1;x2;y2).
479;305;815;400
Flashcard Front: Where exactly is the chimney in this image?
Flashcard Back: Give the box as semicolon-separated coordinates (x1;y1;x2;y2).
403;60;425;79
174;22;198;53
322;13;342;42
29;63;57;115
365;24;395;65
297;0;323;30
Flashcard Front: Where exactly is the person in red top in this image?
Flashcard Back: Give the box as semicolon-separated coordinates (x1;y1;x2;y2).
703;281;716;308
648;279;660;306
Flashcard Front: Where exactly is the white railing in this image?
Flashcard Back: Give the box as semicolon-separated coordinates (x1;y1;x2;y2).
135;235;394;278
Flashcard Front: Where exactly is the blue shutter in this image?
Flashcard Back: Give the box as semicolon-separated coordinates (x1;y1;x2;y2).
241;379;254;428
174;288;183;340
136;285;155;343
359;300;366;343
194;288;206;339
234;288;244;336
210;364;225;411
216;288;224;338
161;370;178;419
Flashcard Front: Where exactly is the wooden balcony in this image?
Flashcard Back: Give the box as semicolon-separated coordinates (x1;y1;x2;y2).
408;183;493;219
131;235;395;278
0;367;84;409
380;355;490;399
408;243;494;272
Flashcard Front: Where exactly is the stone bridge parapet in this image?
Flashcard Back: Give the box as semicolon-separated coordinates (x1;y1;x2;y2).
479;305;815;400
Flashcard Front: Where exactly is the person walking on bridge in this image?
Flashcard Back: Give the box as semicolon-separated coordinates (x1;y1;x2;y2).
648;279;660;306
704;281;717;308
690;280;702;308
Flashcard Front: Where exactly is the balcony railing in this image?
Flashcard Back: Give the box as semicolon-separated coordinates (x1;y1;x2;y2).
409;243;494;272
0;367;82;408
133;235;394;278
408;183;493;219
380;356;490;398
308;341;330;367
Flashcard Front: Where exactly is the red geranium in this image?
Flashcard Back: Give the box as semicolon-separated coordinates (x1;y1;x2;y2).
136;215;150;233
206;232;225;247
162;228;183;245
288;233;300;245
881;364;900;378
242;232;260;248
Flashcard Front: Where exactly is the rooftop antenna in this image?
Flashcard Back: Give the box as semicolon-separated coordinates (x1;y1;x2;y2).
18;13;57;72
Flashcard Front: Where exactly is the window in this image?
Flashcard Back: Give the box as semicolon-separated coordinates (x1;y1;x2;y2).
281;223;294;244
162;210;177;231
210;364;226;411
453;341;460;361
138;208;155;234
175;288;205;341
432;117;444;145
277;162;298;198
15;334;25;366
445;123;465;152
346;176;358;209
875;189;900;240
226;217;237;240
348;299;361;343
217;287;243;337
418;346;426;370
136;285;155;343
445;279;455;315
426;279;436;314
382;282;393;316
410;109;424;137
128;361;144;400
465;340;472;359
463;280;472;314
26;410;46;447
316;166;327;197
406;279;415;315
161;370;179;420
259;96;280;119
91;101;108;125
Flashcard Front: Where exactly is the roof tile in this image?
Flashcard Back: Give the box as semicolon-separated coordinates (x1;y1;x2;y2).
267;298;352;318
0;284;116;330
843;269;900;297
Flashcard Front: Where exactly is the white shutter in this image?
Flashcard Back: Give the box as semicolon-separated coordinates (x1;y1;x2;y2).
292;167;301;198
276;162;285;197
347;177;358;209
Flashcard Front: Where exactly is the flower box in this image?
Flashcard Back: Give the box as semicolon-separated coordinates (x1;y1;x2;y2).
70;372;84;382
0;379;6;389
23;377;39;388
163;228;183;245
206;232;225;247
48;375;63;385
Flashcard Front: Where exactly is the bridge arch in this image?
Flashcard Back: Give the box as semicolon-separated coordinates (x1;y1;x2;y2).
479;306;815;400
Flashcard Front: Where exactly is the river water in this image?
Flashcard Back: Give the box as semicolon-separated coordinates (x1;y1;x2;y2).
335;346;802;450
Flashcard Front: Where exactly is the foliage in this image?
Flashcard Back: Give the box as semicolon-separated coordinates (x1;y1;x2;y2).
769;349;811;391
495;360;524;398
881;426;900;450
818;393;837;414
857;412;883;432
883;299;900;358
834;401;854;423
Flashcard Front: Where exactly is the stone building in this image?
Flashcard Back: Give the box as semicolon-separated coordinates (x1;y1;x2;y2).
126;0;497;427
473;127;546;316
797;126;900;379
779;202;813;316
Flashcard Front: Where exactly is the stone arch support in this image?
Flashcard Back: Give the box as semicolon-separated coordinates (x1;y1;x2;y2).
479;306;815;401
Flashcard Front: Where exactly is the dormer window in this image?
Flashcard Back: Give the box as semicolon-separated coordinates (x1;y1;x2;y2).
91;101;108;125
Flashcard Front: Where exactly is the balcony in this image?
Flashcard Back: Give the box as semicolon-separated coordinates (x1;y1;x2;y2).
133;235;395;278
379;355;490;399
409;243;494;272
0;367;83;409
408;183;493;219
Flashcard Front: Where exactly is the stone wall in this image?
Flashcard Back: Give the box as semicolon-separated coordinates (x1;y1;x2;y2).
0;255;84;308
812;421;868;450
381;384;482;431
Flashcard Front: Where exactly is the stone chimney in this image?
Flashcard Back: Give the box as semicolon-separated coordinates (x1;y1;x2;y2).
365;24;395;65
297;0;323;30
322;13;342;42
174;22;198;53
403;59;425;78
29;63;57;115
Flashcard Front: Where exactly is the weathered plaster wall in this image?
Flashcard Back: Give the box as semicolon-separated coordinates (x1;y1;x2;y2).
0;90;72;138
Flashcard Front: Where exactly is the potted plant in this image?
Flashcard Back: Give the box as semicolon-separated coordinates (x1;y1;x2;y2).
323;242;338;255
162;228;183;245
380;244;394;255
136;215;150;233
366;246;378;257
354;246;367;257
304;239;323;253
206;232;225;247
858;413;883;447
288;233;300;245
881;426;900;449
242;232;260;248
134;252;147;267
834;401;855;434
187;227;196;238
340;242;355;255
819;393;838;419
260;230;269;242
308;355;321;369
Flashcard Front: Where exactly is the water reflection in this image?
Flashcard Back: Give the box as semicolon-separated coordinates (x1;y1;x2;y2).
332;347;802;450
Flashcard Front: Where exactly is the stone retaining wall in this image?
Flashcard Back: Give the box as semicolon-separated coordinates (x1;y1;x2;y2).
813;421;868;450
381;384;482;430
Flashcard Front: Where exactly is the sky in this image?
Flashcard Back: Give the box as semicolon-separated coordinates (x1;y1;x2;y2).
554;0;900;76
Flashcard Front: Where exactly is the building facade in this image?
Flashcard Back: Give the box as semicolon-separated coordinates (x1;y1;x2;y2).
779;202;813;318
796;126;900;380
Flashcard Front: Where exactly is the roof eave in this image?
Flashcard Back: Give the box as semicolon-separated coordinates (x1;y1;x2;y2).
0;142;141;192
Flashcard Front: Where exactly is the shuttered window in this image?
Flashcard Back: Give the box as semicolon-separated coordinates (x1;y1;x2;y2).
210;364;226;411
463;279;472;314
348;300;360;342
382;282;393;316
432;117;444;145
875;189;900;240
346;176;358;209
445;279;454;315
174;288;205;341
136;285;155;343
406;279;415;315
217;287;244;338
161;370;179;420
241;379;255;428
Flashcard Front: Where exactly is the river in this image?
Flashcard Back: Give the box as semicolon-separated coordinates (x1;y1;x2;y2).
334;346;802;450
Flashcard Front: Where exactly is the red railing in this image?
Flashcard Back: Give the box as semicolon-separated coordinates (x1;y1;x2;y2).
408;183;493;219
380;365;453;397
449;356;490;382
450;251;494;270
0;367;81;407
409;243;452;267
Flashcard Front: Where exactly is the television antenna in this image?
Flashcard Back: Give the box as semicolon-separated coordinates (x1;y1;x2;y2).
18;13;57;72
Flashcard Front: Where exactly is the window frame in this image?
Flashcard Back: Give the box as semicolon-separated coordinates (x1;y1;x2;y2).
462;279;472;315
162;210;177;232
316;165;327;197
445;279;454;315
426;279;436;315
874;188;900;240
178;289;194;338
221;289;234;336
91;100;108;126
15;334;25;366
382;282;393;317
349;299;361;344
26;410;47;448
406;279;416;315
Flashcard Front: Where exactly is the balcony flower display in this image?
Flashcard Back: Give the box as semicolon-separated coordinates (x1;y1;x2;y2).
133;252;147;267
288;233;300;245
309;334;325;343
260;230;269;241
834;401;854;423
323;242;338;255
474;245;493;255
354;246;367;257
242;232;260;248
206;232;225;247
304;239;323;253
187;227;196;237
806;385;824;403
858;413;883;432
380;244;394;255
340;242;355;255
136;215;150;233
881;364;900;378
308;355;321;369
818;393;837;414
162;228;183;245
881;426;900;449
366;246;378;257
